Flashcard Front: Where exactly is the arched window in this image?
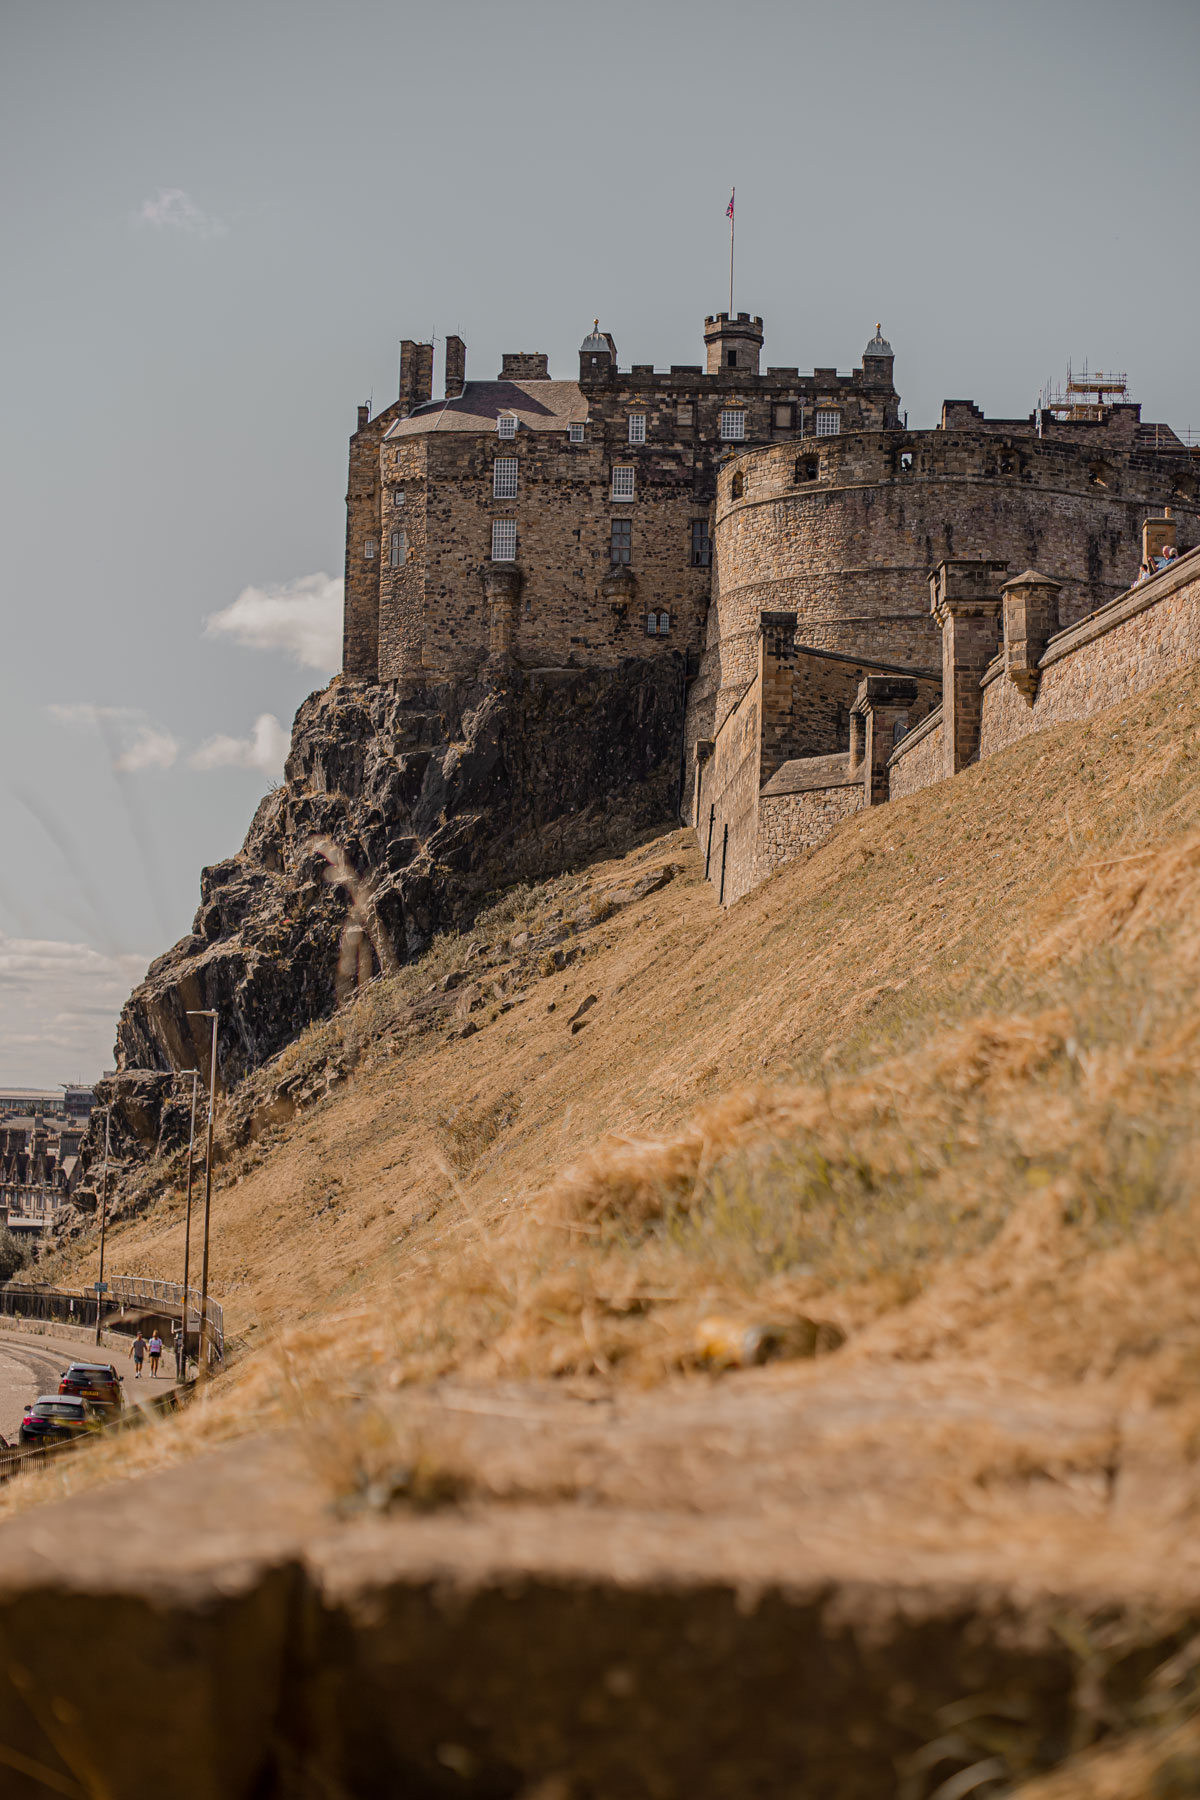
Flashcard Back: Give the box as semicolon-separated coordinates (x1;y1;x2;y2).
731;471;745;499
657;611;671;634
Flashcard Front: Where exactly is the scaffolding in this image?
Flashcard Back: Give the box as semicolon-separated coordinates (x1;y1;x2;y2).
1038;360;1129;421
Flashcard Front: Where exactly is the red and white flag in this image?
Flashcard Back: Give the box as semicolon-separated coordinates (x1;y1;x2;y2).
726;189;735;220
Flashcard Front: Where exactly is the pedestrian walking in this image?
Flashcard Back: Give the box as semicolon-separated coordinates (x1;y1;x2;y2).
173;1322;185;1380
147;1331;164;1378
130;1332;147;1379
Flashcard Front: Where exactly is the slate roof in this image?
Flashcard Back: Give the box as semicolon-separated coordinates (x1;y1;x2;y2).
386;380;588;438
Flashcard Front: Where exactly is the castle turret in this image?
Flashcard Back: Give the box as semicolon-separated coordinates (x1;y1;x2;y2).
579;321;616;386
704;311;763;375
862;324;894;387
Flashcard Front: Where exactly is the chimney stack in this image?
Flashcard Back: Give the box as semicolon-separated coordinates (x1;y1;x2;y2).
444;335;466;399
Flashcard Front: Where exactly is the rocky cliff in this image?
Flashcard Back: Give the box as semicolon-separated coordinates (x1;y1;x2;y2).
113;658;686;1100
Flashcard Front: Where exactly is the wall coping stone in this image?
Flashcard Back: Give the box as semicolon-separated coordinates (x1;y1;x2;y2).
761;751;863;797
1035;545;1200;670
886;701;944;770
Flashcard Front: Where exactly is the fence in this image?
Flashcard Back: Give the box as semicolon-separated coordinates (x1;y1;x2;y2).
0;1276;224;1365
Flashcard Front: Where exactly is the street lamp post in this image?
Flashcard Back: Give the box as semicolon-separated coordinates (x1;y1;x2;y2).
94;1107;111;1346
176;1069;200;1379
186;1010;219;1378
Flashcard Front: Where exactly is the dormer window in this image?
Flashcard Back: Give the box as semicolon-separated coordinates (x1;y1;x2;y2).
627;413;646;444
719;409;745;441
569;422;585;443
497;414;517;439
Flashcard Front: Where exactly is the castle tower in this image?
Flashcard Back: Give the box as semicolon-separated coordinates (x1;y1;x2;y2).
862;324;894;388
579;320;616;385
704;311;763;375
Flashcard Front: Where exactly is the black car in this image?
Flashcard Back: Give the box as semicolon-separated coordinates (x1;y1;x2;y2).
19;1395;102;1446
59;1362;124;1411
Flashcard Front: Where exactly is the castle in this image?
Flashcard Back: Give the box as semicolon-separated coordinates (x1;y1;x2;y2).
342;312;1200;904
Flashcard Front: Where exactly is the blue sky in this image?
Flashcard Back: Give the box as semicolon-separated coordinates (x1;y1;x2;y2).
2;0;1197;1083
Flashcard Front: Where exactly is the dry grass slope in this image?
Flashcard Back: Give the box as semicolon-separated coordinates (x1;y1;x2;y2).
13;666;1200;1515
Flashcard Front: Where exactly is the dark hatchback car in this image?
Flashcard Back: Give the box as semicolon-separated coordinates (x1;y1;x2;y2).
19;1396;103;1447
59;1362;124;1412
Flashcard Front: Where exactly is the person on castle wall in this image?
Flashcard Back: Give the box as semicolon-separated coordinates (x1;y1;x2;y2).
1161;543;1179;563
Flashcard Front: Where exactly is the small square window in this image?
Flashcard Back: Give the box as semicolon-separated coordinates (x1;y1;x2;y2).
363;538;376;559
491;519;517;562
611;466;635;501
719;409;745;441
493;457;519;500
690;520;711;568
389;529;406;567
497;414;517;439
627;413;646;444
393;487;405;506
676;403;694;428
610;518;632;565
815;410;841;437
569;421;585;443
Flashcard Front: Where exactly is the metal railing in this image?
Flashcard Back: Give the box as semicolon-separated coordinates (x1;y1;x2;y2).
105;1275;224;1364
0;1275;224;1365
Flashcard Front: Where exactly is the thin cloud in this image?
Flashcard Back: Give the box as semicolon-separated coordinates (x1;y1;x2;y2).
134;187;227;240
48;704;179;772
0;933;147;1085
204;573;342;672
189;713;289;774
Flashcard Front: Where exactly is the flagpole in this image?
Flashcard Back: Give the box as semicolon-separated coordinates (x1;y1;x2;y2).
728;187;735;313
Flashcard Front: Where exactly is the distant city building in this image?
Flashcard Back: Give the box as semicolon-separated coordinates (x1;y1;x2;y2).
0;1087;95;1123
0;1114;85;1237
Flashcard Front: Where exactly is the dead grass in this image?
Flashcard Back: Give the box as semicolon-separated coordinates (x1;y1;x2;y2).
15;662;1200;1511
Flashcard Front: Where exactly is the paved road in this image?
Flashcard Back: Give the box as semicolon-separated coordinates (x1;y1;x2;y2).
0;1324;179;1445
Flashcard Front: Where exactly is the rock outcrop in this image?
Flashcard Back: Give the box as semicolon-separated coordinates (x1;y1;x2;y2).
113;659;686;1093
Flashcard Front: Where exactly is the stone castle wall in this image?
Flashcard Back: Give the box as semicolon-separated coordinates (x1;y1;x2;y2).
887;706;944;800
976;551;1200;761
377;431;711;682
702;430;1200;751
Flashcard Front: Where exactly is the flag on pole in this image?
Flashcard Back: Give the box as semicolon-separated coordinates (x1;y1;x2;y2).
726;189;735;220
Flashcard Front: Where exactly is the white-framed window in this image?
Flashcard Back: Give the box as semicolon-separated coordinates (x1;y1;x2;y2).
389;529;406;567
815;409;841;437
627;412;646;444
493;457;519;499
491;519;517;562
719;409;746;441
497;414;517;439
611;466;635;501
645;611;671;636
393;487;405;506
569;421;585;443
363;538;376;560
